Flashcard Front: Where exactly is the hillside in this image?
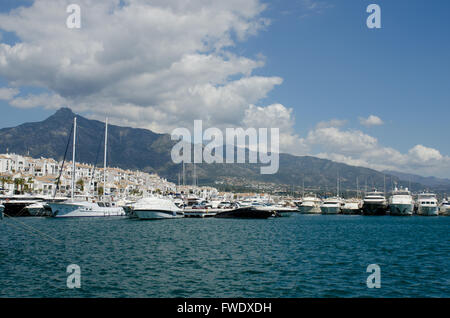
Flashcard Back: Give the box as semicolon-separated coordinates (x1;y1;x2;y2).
0;108;443;194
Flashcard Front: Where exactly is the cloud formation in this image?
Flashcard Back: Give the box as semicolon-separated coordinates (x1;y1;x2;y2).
359;115;384;127
0;0;449;177
0;0;275;131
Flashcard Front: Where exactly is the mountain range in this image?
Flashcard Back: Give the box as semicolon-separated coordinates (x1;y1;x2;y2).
0;108;447;194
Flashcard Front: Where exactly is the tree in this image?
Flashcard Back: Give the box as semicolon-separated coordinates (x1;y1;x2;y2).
14;178;25;194
76;178;84;192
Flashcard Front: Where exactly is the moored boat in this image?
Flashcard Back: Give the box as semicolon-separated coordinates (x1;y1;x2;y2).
298;194;322;214
320;197;344;214
389;187;414;216
417;193;439;216
341;199;362;215
133;197;184;220
440;198;450;216
49;200;126;217
362;190;388;216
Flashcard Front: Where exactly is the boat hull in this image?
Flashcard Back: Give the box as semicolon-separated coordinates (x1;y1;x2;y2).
215;207;273;219
389;203;413;216
134;210;184;220
320;206;341;214
341;208;361;215
298;205;321;214
418;206;439;216
362;203;387;216
440;206;450;216
275;210;297;217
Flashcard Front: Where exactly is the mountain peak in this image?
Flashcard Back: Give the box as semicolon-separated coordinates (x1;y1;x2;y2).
45;107;76;122
55;107;75;116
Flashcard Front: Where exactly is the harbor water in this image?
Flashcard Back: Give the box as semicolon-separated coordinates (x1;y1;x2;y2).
1;215;449;298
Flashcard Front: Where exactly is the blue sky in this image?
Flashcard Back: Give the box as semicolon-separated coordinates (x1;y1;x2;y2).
242;0;450;153
0;0;449;176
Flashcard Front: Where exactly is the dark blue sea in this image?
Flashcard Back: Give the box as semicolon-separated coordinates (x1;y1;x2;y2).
1;215;449;297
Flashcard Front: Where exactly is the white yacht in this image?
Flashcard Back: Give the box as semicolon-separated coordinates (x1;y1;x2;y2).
440;198;450;216
417;193;439;216
362;190;388;215
298;194;322;214
133;197;184;220
50;200;126;218
48;117;126;218
341;199;362;215
320;197;344;214
389;187;414;216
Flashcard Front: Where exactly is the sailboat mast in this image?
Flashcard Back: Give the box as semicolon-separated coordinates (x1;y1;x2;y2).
357;176;359;199
337;171;340;197
71;117;77;202
182;161;185;186
103;117;108;195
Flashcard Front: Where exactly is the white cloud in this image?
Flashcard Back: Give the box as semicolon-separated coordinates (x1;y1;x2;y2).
316;119;347;129
359;115;384;127
304;121;450;176
0;0;276;132
0;87;19;100
242;103;309;154
408;145;443;162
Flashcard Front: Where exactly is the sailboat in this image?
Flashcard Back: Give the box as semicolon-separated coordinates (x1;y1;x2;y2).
48;117;126;217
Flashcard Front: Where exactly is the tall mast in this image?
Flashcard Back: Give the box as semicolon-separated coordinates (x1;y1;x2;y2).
193;163;196;186
71;117;77;202
337;171;340;198
356;176;359;199
182;161;185;186
103;117;108;196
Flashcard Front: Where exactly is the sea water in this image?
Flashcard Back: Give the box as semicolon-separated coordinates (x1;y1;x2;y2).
0;215;448;297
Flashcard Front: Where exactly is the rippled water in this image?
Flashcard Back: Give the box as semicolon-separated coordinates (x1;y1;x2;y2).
0;215;449;297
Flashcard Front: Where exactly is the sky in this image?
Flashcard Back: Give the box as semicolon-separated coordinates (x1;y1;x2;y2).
0;0;449;177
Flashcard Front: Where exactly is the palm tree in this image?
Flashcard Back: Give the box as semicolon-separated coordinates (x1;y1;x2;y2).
76;178;84;192
14;178;25;194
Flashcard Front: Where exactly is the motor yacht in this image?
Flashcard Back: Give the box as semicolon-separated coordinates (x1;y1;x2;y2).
417;193;439;216
132;197;184;220
440;198;450;216
298;193;322;214
320;197;344;214
362;190;388;215
389;187;414;216
341;199;362;215
49;200;126;217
